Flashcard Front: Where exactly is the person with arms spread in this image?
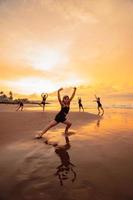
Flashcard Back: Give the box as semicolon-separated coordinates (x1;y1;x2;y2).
41;93;48;112
35;87;77;139
93;94;104;115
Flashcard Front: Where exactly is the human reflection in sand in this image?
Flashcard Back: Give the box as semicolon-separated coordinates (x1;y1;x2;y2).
96;114;104;127
44;135;77;186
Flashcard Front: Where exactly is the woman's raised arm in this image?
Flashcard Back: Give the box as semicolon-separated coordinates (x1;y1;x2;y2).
70;87;77;102
45;93;48;98
58;88;63;105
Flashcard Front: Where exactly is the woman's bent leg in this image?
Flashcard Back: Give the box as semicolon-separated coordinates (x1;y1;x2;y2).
35;120;58;139
63;120;72;134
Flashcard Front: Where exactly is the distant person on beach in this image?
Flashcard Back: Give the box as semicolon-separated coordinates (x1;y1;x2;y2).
35;87;77;139
41;93;48;111
78;97;84;112
93;95;104;115
16;101;24;111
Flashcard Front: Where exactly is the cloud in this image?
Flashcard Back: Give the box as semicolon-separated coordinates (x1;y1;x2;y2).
0;0;133;94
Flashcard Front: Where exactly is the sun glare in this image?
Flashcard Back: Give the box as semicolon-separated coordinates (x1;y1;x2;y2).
6;78;59;94
5;75;86;95
25;47;68;71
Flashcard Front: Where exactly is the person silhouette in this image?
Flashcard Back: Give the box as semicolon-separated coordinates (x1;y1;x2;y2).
41;93;48;112
35;87;77;139
78;97;84;112
16;100;24;111
44;135;77;186
93;95;104;115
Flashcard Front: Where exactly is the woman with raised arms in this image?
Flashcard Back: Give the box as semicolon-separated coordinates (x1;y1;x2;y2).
35;87;77;139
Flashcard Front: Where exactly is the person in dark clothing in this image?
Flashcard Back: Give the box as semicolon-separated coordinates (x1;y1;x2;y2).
41;93;48;111
35;87;77;139
78;97;84;112
16;101;24;111
93;95;104;115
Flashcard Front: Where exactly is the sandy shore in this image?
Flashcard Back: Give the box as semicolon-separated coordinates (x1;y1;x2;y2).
0;105;133;200
0;105;97;147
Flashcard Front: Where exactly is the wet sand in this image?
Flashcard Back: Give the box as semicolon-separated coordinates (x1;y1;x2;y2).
0;105;133;200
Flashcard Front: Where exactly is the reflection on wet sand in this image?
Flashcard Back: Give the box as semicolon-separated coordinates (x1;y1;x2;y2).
44;135;77;186
96;115;103;127
0;109;133;200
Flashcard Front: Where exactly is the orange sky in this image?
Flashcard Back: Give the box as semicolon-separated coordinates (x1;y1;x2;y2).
0;0;133;98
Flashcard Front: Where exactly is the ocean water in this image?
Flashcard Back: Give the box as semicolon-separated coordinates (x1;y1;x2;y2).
24;105;133;112
24;100;133;112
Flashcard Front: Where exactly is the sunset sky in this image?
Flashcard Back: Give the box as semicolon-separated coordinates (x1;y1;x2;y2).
0;0;133;99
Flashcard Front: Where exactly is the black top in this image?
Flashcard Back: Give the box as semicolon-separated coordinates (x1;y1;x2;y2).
42;96;47;104
60;105;70;115
55;105;70;123
97;100;102;107
20;102;23;106
78;99;81;104
42;96;46;101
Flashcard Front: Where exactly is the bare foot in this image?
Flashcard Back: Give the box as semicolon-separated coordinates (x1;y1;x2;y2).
35;133;43;139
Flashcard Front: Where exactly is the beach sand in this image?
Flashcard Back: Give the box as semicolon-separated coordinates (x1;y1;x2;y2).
0;105;133;200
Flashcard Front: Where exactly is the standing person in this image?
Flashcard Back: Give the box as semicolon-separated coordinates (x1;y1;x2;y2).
78;97;84;112
41;93;48;112
93;95;104;115
16;100;24;111
35;87;77;139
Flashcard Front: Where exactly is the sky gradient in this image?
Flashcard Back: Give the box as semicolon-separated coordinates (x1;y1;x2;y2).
0;0;133;99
